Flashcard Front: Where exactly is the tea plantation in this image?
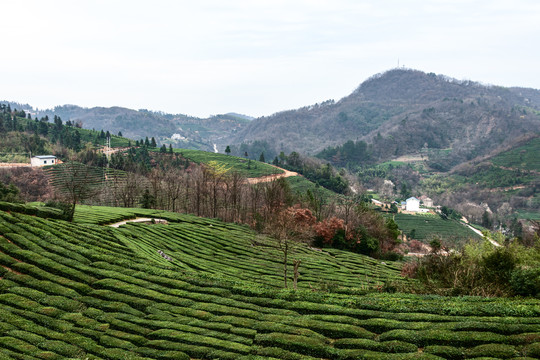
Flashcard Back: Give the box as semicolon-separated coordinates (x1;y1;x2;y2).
0;206;539;359
171;148;283;178
389;213;481;243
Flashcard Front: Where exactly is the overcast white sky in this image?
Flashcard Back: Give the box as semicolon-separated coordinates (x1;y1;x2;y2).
2;0;540;118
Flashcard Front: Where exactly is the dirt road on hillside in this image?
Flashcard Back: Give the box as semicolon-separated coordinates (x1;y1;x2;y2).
0;163;31;168
246;166;299;184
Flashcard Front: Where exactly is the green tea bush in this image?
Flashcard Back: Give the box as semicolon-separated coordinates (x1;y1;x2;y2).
0;293;42;311
508;333;540;345
254;332;333;358
135;347;190;360
379;329;507;347
39;340;82;358
253;346;320;360
423;345;464;359
148;329;251;354
0;336;39;354
105;329;148;347
337;348;445;360
465;343;518;358
7;330;45;346
381;340;418;353
521;342;540;357
99;335;136;350
146;339;213;358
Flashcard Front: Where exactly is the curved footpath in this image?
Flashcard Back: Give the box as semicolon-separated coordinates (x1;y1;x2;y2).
108;218;168;227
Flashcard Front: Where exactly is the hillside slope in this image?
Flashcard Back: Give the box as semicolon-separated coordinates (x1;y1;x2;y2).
1;208;540;359
230;69;540;166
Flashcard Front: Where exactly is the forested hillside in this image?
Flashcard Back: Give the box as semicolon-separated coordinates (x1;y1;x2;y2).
0;102;250;152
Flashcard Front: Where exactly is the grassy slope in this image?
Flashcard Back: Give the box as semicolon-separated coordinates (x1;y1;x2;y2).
1;208;540;359
172;148;283;177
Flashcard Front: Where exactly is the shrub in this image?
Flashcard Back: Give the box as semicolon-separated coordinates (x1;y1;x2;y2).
482;248;516;284
510;268;540;296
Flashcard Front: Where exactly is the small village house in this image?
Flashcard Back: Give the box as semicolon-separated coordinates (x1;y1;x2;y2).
31;155;58;167
419;195;433;207
405;197;420;212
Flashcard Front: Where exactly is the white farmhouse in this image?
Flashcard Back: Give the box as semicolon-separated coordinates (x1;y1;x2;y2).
31;155;58;167
405;197;420;212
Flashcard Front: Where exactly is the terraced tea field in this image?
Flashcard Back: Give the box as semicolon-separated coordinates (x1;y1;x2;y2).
171;148;283;177
72;206;403;290
0;207;539;359
490;136;540;172
390;213;481;243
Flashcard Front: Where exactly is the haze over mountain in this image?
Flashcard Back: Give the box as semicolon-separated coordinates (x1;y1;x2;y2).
231;68;540;168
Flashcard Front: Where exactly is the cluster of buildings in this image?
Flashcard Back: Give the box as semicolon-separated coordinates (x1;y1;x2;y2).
402;195;433;213
372;195;435;214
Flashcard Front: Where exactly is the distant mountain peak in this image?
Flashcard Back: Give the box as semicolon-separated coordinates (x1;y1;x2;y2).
230;68;540;166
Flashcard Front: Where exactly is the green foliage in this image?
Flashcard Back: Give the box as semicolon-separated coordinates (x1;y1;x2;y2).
510;268;540;297
412;237;540;297
0;181;21;203
482;247;517;284
282;157;349;194
317;140;371;166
